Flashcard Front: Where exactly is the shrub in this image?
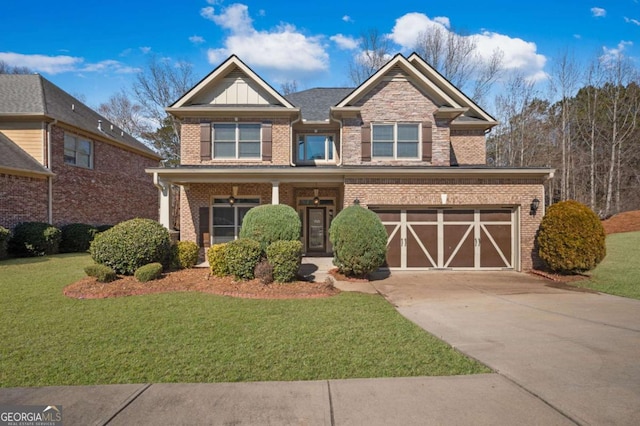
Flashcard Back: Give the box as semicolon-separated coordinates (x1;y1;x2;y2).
59;223;98;253
266;240;302;283
224;238;262;280
84;264;117;283
90;218;171;275
239;204;301;250
9;222;62;257
96;224;113;233
536;200;606;274
254;260;274;285
329;205;387;278
0;226;9;260
171;241;200;270
134;262;164;282
208;243;229;277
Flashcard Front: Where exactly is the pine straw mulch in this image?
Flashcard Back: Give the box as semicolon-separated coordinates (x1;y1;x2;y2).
64;268;340;300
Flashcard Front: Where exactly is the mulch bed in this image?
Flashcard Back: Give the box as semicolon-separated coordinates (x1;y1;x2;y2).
64;268;340;300
601;210;640;234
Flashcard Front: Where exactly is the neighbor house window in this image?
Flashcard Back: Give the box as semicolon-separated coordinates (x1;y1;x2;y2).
213;123;261;159
211;197;260;244
372;123;420;159
297;135;335;163
64;133;93;168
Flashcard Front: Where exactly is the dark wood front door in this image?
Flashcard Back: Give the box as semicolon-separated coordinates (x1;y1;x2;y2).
307;208;326;252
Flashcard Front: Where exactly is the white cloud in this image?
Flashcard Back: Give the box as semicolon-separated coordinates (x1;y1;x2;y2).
80;60;141;74
201;6;216;21
139;46;152;54
0;52;81;74
203;4;329;79
591;7;606;17
624;17;640;26
189;35;206;44
331;34;359;50
433;16;450;29
342;15;353;23
388;12;547;82
601;40;633;62
574;34;582;39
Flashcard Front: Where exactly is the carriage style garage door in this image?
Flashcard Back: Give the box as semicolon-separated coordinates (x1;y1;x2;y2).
373;208;517;270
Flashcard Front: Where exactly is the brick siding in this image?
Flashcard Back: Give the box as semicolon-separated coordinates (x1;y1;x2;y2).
0;174;49;229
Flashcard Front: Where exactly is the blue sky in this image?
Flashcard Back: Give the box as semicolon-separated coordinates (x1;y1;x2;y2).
1;0;638;112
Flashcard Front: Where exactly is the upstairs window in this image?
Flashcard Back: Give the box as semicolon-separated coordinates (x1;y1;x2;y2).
372;123;420;159
64;133;93;169
213;123;261;159
297;135;335;164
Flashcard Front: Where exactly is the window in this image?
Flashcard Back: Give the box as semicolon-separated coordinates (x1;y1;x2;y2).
297;135;335;163
213;123;261;159
211;198;260;244
64;133;93;168
372;123;420;159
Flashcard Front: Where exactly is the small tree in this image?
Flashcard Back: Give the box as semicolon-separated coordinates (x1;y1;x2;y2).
239;204;301;250
536;200;606;274
329;205;387;277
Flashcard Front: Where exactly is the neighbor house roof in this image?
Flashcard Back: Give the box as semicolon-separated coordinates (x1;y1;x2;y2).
0;74;160;159
0;132;53;178
285;88;354;122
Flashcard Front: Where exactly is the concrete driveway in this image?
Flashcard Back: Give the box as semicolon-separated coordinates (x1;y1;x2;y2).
372;271;640;426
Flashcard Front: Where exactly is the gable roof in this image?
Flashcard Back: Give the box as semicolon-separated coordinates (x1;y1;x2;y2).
0;74;159;159
169;55;295;112
0;132;53;177
285;88;354;121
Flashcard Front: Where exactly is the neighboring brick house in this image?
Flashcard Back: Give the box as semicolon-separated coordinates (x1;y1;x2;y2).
0;74;161;230
148;54;554;271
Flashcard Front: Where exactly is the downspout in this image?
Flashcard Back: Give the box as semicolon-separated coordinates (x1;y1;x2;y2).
46;119;58;224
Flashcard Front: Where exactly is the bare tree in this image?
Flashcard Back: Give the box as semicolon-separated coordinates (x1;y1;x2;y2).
280;80;299;95
348;29;392;85
0;60;32;74
97;90;151;139
415;26;503;104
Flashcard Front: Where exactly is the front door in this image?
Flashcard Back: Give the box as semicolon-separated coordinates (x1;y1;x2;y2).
307;208;326;252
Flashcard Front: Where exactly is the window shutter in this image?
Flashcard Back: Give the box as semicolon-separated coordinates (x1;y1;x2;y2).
200;123;211;161
361;123;371;162
422;122;433;162
262;122;272;161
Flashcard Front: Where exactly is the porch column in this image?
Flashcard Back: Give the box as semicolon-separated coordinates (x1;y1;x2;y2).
271;181;280;204
158;179;171;229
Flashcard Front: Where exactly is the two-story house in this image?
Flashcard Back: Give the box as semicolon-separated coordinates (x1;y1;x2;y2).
148;54;553;271
0;74;160;230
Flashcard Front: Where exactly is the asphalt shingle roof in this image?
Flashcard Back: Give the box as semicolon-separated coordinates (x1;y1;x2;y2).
0;132;52;176
285;88;354;121
0;74;159;159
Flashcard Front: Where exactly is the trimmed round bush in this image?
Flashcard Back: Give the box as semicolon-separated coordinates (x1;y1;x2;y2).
266;240;302;283
0;226;9;260
90;218;171;275
9;222;62;257
84;264;117;283
239;204;301;250
96;224;113;233
208;243;229;277
536;200;606;274
329;205;388;277
171;241;200;269
224;238;262;280
134;262;164;282
60;223;98;253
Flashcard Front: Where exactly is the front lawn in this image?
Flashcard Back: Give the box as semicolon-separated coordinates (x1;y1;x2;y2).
0;254;489;387
576;231;640;300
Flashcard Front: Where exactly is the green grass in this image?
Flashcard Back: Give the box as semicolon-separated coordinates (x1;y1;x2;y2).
0;254;489;387
575;231;640;300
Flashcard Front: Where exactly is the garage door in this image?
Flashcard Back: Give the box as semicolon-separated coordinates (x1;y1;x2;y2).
374;208;516;270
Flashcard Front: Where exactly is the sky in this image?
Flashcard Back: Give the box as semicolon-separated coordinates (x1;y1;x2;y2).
1;0;638;114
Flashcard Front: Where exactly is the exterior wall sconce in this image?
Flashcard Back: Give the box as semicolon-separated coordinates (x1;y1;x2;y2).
313;188;320;206
530;198;540;216
229;186;238;205
353;198;360;205
228;195;236;205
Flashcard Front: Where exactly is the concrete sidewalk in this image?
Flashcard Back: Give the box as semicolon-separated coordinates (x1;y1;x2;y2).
0;375;573;425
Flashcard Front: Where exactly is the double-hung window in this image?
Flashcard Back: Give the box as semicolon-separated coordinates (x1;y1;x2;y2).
372;123;420;159
211;198;260;244
64;133;93;168
213;123;261;159
297;134;335;163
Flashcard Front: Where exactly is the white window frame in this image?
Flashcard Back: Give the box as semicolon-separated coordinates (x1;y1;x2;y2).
212;123;262;160
296;134;336;164
64;132;94;169
371;122;421;160
210;197;260;244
